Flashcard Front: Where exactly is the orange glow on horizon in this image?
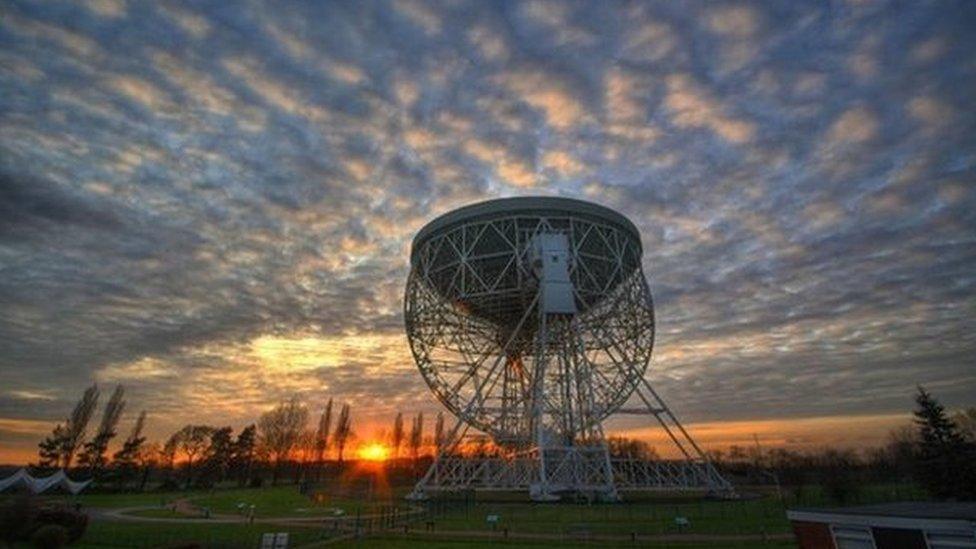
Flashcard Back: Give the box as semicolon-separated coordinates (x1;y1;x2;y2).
357;442;390;462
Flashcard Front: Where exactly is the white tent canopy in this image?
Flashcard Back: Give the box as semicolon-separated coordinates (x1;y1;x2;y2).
0;469;92;495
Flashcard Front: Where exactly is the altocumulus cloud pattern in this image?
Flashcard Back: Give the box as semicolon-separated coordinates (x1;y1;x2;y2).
0;0;974;451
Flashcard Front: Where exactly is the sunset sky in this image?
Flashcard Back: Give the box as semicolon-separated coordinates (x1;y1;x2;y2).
1;0;974;464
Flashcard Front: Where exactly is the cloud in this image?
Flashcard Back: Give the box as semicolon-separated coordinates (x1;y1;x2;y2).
497;70;588;130
0;0;974;457
827;106;878;144
664;74;756;143
158;4;211;39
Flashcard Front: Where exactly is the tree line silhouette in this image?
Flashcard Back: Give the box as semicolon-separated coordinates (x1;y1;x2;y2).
29;385;975;500
33;391;354;490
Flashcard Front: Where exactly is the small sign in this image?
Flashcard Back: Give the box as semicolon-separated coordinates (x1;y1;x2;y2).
486;514;500;524
674;516;689;527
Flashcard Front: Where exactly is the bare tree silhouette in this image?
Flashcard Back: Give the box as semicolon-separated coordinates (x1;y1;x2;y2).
79;384;126;477
258;397;309;485
168;425;215;489
314;398;333;480
333;403;352;467
41;384;100;469
433;412;444;453
391;411;404;461
112;410;147;488
409;412;424;470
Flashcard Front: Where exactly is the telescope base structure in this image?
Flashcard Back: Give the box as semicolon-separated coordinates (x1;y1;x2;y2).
404;208;736;502
408;455;731;501
408;382;735;502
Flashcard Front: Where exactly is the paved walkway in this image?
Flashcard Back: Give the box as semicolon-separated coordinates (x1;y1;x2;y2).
91;500;421;528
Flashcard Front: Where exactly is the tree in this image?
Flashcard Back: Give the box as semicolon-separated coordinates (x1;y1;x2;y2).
913;387;976;499
332;403;352;466
391;412;404;460
314;399;333;480
953;407;976;443
881;425;917;482
231;425;257;487
112;410;147;489
36;384;100;469
258;397;309;485
433;412;445;454
820;449;861;504
62;384;100;469
136;441;161;491
294;429;316;484
36;424;68;469
607;436;658;460
408;413;424;466
199;427;234;487
168;425;215;489
78;385;126;477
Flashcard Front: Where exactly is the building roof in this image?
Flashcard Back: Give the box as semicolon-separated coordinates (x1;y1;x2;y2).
0;468;92;495
411;196;641;261
790;501;976;521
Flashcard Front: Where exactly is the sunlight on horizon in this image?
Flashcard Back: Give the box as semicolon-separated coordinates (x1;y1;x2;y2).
357;442;391;462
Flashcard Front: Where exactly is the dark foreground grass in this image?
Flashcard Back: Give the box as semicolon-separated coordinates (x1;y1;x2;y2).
74;521;322;548
32;485;403;518
189;486;406;517
327;535;796;548
418;482;927;537
51;482;922;547
427;497;791;536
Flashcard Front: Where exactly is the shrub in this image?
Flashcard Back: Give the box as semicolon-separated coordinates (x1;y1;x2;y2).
157;478;180;491
30;524;67;549
35;507;88;543
0;495;37;542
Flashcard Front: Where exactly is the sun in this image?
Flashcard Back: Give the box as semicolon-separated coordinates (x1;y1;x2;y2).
358;442;390;462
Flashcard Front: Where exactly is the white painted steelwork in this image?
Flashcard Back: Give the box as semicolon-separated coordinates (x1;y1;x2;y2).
404;197;733;501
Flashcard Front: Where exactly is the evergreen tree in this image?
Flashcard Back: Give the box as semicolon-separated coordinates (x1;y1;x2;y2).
37;424;68;469
913;386;976;499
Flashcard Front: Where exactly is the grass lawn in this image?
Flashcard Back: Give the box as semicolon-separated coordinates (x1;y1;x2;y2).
425;497;791;536
187;486;409;518
414;482;929;537
29;490;184;509
30;484;407;518
10;481;922;547
74;521;323;548
326;535;796;548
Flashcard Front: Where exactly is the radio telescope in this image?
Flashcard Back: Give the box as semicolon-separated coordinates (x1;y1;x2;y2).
405;197;732;501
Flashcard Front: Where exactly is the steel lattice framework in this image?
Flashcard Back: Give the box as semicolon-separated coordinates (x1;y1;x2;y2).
404;197;733;501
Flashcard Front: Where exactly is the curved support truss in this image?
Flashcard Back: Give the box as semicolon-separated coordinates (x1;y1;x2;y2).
405;206;735;501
